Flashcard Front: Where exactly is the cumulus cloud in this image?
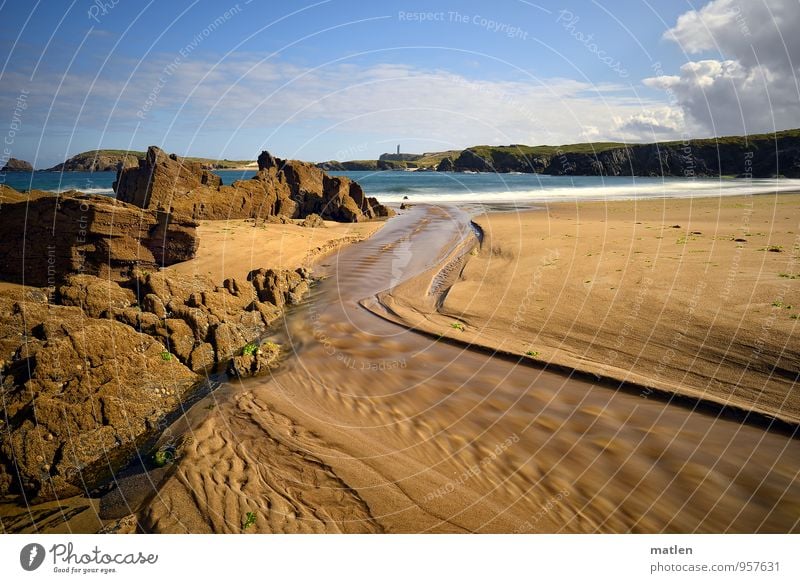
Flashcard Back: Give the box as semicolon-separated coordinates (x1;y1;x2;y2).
647;0;800;136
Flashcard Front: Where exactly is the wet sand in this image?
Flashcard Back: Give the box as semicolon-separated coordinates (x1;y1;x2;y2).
0;216;386;534
139;204;800;534
378;194;800;425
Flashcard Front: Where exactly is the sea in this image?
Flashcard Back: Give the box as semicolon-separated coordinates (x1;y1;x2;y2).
2;169;798;205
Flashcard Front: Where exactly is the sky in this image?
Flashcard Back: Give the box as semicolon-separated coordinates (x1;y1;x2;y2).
0;0;798;167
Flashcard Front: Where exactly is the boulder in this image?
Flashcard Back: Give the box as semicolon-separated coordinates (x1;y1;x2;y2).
227;341;281;378
58;274;136;318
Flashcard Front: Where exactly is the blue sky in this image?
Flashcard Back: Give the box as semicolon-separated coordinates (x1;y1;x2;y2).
1;0;798;167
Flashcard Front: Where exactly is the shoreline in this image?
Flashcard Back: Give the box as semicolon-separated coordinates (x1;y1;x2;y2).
369;193;800;425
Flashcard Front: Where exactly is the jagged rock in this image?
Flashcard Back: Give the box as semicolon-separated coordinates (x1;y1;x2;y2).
0;296;199;500
0;190;199;286
0;263;312;499
114;146;221;210
247;267;308;309
98;514;140;534
227;341;281;378
114;146;394;222
1;158;33;172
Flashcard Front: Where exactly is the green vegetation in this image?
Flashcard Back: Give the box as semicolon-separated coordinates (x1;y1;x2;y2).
160;351;172;361
451;322;465;331
525;350;540;357
243;511;257;530
153;447;174;467
242;342;258;356
779;273;799;279
52;149;255;170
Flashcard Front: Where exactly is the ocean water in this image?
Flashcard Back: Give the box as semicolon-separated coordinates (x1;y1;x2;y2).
3;169;798;204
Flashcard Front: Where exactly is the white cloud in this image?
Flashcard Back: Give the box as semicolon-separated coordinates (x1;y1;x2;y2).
648;0;800;136
0;53;685;162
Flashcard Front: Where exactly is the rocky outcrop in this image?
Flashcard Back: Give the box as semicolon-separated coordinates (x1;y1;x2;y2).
0;287;200;499
1;158;33;172
437;157;454;172
0;189;198;286
115;146;393;222
47;150;143;172
0;264;312;500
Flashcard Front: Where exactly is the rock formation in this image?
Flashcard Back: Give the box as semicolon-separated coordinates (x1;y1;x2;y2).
0;264;312;500
115;146;393;222
1;158;33;172
0;190;198;286
436;157;454;172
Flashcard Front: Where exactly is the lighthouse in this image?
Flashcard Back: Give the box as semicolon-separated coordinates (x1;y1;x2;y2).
397;144;400;155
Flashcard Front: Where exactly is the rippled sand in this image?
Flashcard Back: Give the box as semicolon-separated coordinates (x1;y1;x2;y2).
141;204;800;533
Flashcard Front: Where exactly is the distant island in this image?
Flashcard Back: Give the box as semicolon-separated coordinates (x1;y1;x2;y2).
318;128;800;178
0;158;33;172
44;149;258;172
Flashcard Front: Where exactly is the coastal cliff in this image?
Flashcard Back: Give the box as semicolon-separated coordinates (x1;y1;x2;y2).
320;129;800;177
451;130;800;177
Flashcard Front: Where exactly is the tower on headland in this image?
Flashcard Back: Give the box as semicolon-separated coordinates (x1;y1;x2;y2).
397;144;400;155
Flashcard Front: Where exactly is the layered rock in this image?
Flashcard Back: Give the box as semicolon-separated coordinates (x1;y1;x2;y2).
0;264;312;500
0;189;198;286
115;146;393;222
1;158;33;172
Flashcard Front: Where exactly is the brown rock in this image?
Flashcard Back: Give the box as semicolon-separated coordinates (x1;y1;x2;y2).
0;314;199;499
300;213;326;228
58;274;136;318
0;192;199;286
227;341;281;377
114;146;394;222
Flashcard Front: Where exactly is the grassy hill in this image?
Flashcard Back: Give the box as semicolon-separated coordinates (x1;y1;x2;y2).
47;149;256;172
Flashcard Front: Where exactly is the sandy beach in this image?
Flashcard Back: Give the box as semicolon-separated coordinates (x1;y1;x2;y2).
138;203;800;534
167;218;385;282
377;194;800;424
